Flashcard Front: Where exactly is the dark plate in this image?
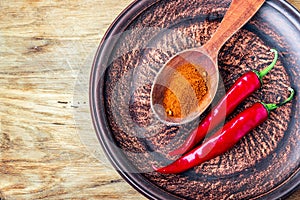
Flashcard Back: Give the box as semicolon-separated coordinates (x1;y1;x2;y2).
90;0;300;199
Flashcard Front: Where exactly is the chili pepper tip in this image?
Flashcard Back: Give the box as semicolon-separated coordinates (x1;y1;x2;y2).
152;165;157;170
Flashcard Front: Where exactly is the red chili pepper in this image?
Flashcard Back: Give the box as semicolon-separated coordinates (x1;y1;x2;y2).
169;49;278;156
155;87;294;174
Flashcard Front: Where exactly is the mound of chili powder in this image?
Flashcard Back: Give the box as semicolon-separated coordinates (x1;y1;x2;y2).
162;63;208;119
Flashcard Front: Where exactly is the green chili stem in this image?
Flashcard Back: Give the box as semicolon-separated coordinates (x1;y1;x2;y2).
263;87;295;112
258;49;278;79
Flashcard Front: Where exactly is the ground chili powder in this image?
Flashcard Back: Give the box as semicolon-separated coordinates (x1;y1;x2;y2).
162;63;208;119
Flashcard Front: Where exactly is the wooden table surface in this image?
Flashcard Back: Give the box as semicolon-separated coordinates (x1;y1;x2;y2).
0;0;299;199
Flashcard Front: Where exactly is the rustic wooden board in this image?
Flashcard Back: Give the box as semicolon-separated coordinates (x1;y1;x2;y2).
0;0;299;199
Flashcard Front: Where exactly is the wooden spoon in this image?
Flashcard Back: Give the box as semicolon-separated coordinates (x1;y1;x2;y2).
150;0;266;125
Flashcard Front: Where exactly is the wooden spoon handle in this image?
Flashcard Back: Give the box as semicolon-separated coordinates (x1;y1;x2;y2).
202;0;266;62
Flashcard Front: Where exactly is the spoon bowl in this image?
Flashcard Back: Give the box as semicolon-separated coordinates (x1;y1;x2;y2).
151;0;266;125
151;49;219;124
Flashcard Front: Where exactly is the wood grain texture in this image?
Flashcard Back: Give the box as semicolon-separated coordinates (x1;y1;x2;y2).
203;0;266;61
0;0;299;199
